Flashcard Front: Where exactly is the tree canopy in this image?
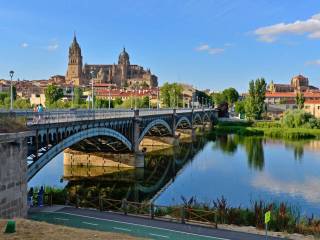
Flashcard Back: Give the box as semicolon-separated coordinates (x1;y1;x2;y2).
45;85;64;106
160;82;183;108
222;88;239;105
244;78;267;120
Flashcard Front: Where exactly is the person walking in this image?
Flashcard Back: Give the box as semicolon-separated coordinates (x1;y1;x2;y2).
38;186;44;207
37;104;43;123
27;187;34;207
32;105;37;123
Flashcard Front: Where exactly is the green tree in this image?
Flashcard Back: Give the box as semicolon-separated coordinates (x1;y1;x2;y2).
160;82;182;107
235;101;246;115
245;78;267;120
45;85;64;106
211;92;226;106
73;87;83;106
295;92;305;109
95;98;114;108
142;96;150;108
14;98;31;109
222;88;239;106
114;97;123;106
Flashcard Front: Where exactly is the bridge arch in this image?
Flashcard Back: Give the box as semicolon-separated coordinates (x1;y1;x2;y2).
175;116;192;129
193;113;203;124
138;119;173;144
203;113;211;122
28;127;132;181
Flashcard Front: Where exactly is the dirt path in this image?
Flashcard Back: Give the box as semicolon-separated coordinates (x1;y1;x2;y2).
0;219;143;240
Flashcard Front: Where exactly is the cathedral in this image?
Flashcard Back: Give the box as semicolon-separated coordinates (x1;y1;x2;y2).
65;35;158;88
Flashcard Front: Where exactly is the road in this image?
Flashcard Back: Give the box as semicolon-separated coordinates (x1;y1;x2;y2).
28;206;282;240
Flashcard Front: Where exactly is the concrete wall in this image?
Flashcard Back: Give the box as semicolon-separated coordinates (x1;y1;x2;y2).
0;132;32;219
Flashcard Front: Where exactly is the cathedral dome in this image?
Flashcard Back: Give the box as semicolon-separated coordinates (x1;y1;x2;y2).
118;48;130;65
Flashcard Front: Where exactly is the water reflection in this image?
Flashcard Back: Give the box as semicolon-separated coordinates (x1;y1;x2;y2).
29;133;320;215
63;136;207;203
213;135;265;170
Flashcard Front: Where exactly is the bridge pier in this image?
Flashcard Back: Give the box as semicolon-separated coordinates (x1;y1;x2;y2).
134;151;145;168
0;132;33;218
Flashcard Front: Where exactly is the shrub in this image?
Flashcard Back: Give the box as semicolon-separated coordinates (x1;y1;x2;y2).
281;110;314;128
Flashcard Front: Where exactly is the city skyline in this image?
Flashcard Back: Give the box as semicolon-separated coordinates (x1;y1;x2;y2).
0;0;320;92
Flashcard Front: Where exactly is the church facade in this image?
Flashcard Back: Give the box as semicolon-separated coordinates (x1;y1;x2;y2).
65;35;158;88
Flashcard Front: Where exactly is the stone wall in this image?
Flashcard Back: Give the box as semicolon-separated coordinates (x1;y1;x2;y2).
0;132;32;219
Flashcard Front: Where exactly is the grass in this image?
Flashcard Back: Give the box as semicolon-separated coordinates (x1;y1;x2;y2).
214;121;320;140
0;117;29;133
0;218;141;240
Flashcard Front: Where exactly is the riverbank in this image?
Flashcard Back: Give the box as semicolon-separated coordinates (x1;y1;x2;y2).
0;218;140;240
213;121;320;139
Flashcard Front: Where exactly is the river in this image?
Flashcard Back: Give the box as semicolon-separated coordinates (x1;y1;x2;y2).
29;134;320;216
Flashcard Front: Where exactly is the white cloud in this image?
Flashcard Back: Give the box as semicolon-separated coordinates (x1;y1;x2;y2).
21;42;28;48
252;173;320;204
195;43;226;55
47;43;59;51
47;39;59;51
196;44;210;51
254;13;320;43
208;48;225;54
305;59;320;66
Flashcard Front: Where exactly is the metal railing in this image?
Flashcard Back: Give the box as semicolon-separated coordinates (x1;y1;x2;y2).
25;109;134;126
0;108;215;126
39;193;218;228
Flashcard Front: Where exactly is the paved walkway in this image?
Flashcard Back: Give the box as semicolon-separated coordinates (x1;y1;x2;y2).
28;206;282;240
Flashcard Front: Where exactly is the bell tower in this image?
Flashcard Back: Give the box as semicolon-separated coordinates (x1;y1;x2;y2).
66;33;84;86
118;48;130;87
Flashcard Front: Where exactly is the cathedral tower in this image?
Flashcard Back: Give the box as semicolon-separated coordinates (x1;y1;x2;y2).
66;34;84;86
118;48;130;87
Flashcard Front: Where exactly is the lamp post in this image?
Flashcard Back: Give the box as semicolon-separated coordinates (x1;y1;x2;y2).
108;85;111;109
9;70;14;111
90;70;95;110
71;81;74;107
157;87;160;109
134;86;137;109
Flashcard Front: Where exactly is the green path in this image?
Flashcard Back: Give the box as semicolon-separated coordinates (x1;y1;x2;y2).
29;212;226;240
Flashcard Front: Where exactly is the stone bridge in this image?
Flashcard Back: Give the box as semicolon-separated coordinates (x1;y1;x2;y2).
10;108;217;181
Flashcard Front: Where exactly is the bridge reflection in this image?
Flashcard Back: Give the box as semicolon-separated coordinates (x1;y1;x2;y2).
62;136;207;203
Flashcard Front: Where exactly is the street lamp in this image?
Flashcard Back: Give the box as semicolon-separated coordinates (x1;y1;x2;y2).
108;85;111;109
134;86;137;109
9;70;14;111
90;70;95;110
157;87;160;109
71;81;74;107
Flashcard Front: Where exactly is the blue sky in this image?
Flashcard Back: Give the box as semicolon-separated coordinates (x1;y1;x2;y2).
0;0;320;92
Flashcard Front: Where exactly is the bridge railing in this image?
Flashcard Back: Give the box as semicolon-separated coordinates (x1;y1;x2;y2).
25;109;134;126
1;108;215;126
139;108;174;116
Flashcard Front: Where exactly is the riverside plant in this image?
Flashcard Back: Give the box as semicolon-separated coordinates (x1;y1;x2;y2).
36;187;320;236
214;121;320;140
177;196;320;236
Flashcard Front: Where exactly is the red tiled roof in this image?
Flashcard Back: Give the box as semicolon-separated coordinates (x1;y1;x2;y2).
305;100;320;104
266;91;320;98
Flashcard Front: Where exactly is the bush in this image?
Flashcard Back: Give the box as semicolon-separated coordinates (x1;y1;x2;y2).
281;110;315;128
252;121;281;128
